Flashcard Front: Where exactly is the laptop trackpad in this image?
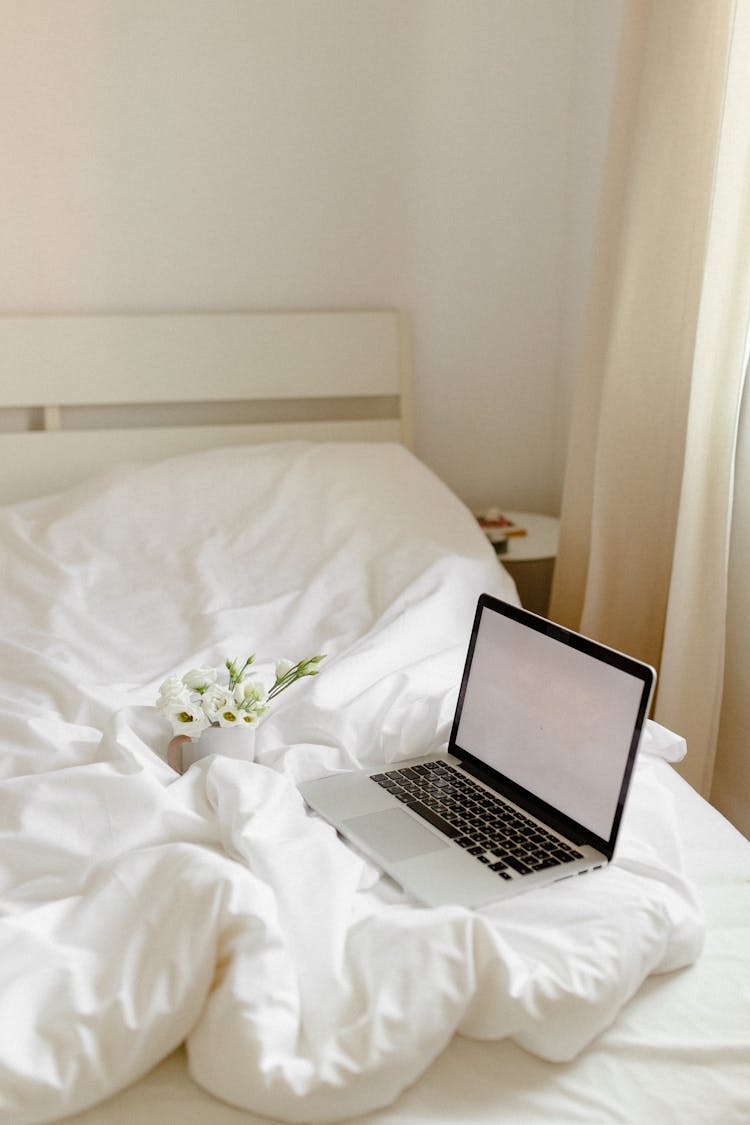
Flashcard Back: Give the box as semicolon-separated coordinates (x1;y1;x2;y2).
343;807;449;861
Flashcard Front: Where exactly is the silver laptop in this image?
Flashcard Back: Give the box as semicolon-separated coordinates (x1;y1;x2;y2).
299;594;655;909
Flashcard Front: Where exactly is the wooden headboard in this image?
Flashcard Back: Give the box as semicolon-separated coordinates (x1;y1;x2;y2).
0;309;413;505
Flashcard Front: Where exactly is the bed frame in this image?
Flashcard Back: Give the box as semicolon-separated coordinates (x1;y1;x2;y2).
0;309;412;506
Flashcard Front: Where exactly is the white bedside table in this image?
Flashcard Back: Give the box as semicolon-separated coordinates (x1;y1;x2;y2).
478;509;560;617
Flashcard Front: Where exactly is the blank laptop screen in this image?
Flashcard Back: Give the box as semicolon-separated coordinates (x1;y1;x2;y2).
454;608;646;841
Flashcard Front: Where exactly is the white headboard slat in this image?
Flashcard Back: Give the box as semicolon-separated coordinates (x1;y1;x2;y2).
0;310;401;406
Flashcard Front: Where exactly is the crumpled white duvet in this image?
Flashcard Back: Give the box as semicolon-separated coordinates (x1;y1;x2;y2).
0;442;704;1124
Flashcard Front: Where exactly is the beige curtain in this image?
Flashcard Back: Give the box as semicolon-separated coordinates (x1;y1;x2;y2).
550;0;750;800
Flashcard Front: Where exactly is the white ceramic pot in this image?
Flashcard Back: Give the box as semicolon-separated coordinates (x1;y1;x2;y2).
174;724;257;773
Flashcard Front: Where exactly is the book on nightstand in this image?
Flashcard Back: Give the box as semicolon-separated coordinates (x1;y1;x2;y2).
474;508;527;555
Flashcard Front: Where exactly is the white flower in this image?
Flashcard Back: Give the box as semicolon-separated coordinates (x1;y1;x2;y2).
157;675;189;706
165;699;211;738
182;666;218;692
234;679;268;705
200;685;232;723
275;658;295;681
216;703;243;727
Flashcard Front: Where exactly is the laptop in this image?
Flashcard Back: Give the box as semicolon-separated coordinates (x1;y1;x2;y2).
299;594;655;909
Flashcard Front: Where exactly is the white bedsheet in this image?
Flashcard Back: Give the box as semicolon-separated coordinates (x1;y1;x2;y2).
0;443;705;1124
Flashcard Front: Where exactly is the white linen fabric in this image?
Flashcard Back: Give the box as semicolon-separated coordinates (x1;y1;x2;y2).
0;443;704;1124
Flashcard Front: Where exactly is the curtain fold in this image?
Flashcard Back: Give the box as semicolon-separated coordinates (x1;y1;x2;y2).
550;0;750;800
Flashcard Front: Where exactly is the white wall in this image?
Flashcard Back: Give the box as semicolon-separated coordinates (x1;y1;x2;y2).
405;1;621;513
0;0;620;512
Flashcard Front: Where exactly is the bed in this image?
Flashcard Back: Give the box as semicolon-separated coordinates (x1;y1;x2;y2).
1;310;748;1125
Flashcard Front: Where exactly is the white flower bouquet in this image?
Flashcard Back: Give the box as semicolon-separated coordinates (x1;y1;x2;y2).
157;652;326;739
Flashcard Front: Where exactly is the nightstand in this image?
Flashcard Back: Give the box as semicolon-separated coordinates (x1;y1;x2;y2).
478;509;560;617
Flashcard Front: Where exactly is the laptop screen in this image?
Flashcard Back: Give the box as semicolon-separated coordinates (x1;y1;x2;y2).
452;598;653;843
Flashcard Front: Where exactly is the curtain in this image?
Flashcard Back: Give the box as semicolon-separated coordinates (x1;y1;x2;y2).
715;357;750;834
550;0;750;802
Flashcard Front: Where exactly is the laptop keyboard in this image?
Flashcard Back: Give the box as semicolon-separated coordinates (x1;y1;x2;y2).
370;760;583;880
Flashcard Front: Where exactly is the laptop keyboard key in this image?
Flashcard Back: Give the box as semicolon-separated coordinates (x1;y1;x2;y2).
405;801;461;839
504;855;531;875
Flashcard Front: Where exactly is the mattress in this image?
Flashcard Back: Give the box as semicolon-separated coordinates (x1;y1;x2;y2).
1;442;748;1124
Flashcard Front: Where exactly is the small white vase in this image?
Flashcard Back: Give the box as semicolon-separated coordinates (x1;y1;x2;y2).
176;724;257;773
